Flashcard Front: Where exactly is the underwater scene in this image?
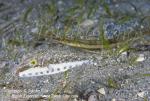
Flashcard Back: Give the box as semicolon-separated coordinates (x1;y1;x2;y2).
0;0;150;101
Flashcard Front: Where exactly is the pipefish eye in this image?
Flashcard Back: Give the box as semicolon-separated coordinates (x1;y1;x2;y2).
29;59;37;66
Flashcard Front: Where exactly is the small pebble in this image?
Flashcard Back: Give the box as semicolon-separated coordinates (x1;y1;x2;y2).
121;51;127;55
91;80;95;84
112;98;116;101
73;98;78;101
42;95;48;98
3;87;6;89
80;20;96;28
136;54;145;62
141;25;144;29
137;91;145;98
98;88;106;95
93;62;97;66
31;28;38;33
6;82;10;84
88;94;99;101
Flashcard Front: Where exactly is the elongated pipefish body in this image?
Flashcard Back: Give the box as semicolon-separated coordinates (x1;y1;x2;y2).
18;60;91;78
52;33;150;50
